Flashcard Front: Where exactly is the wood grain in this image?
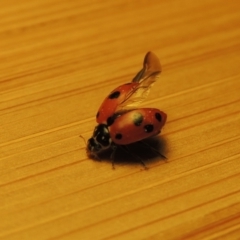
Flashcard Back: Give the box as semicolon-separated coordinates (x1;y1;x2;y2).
1;0;240;239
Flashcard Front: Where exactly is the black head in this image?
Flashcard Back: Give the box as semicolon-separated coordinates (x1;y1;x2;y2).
87;124;112;157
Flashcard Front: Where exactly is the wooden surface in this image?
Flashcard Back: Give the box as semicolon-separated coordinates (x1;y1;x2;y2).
1;0;240;239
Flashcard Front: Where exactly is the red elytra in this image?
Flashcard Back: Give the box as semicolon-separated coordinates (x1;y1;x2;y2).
109;108;167;145
96;82;139;124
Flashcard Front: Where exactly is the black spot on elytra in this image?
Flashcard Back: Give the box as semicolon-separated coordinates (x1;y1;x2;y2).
144;124;154;133
133;112;143;126
115;133;122;139
108;91;120;99
107;116;115;126
155;112;162;122
96;111;100;118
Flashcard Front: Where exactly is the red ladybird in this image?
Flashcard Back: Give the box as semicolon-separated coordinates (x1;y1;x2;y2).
87;52;167;167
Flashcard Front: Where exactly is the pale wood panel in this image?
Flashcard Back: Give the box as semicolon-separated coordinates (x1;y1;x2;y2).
1;0;240;239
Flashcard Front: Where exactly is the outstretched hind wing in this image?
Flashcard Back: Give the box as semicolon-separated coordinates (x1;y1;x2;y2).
116;51;161;111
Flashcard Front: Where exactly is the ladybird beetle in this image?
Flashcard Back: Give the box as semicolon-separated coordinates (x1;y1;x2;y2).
87;52;167;167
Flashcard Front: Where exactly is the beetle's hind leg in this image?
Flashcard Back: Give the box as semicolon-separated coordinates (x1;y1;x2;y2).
120;145;148;170
138;140;167;161
110;143;149;170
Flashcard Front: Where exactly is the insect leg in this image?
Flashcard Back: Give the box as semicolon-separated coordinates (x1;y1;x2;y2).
120;145;148;170
110;144;118;169
138;140;167;161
